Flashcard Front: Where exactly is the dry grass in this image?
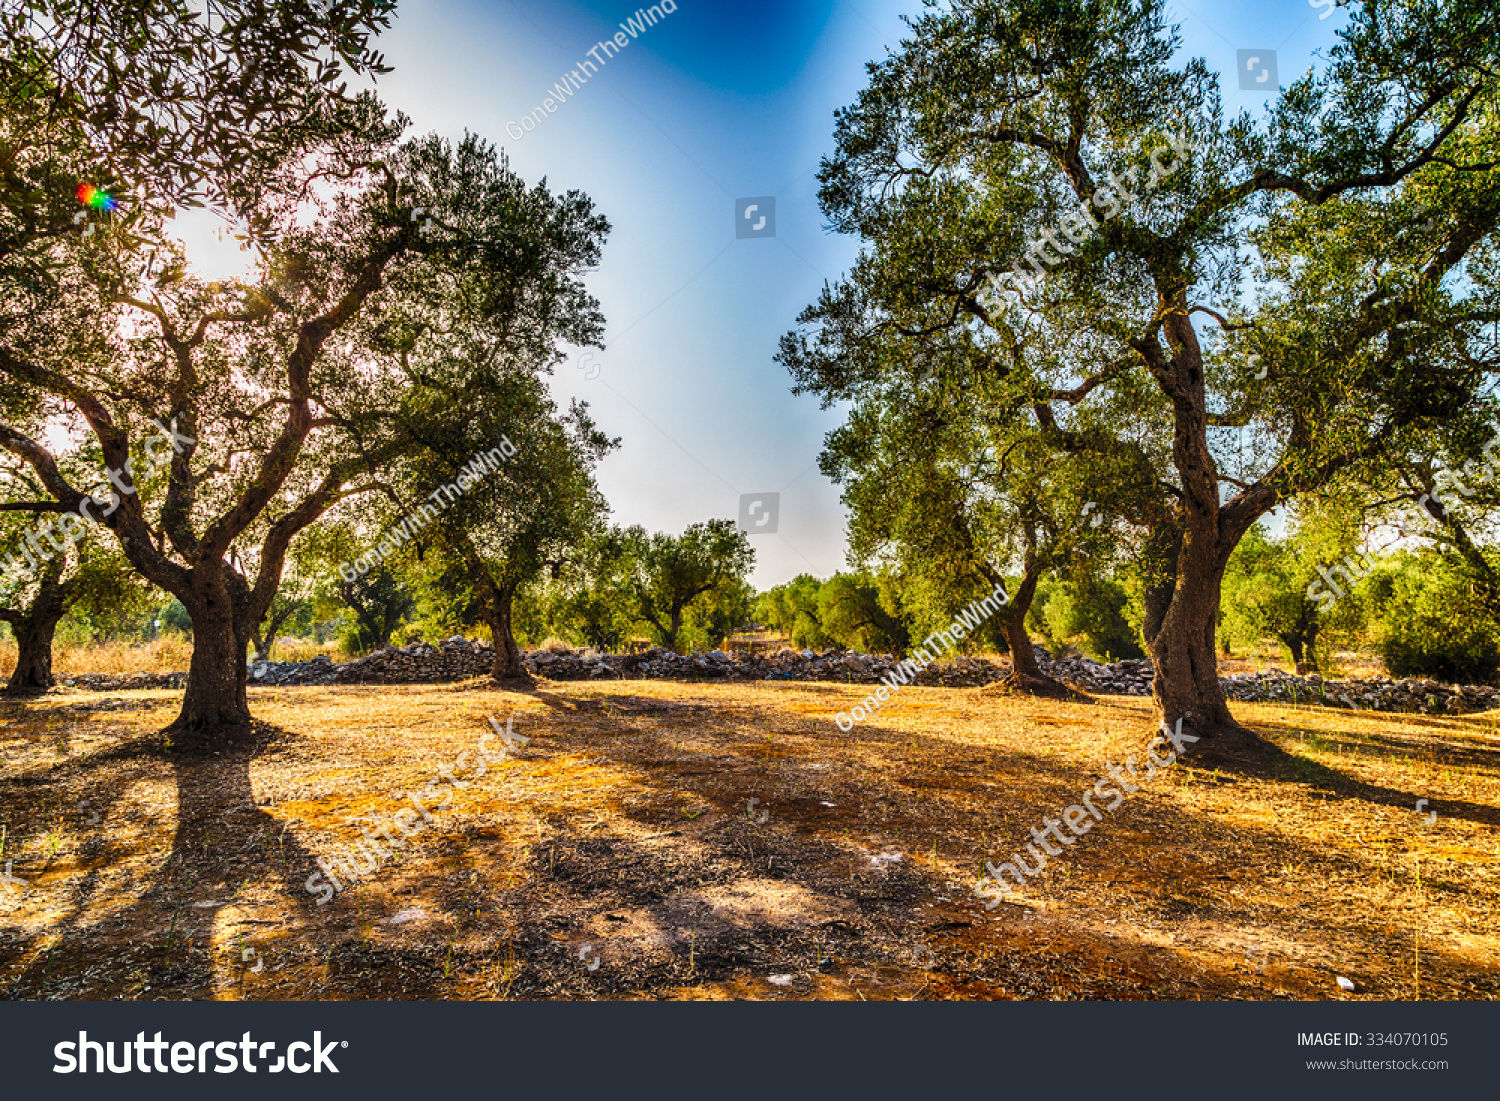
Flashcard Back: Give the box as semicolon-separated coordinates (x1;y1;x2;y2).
1218;648;1387;679
1;677;1496;1001
0;639;196;677
262;638;346;664
0;638;346;678
0;635;1401;682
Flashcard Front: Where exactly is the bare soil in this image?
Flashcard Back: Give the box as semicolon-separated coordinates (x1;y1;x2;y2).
1;677;1496;1001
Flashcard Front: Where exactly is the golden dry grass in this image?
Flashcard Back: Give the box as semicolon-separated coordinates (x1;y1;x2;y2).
0;635;1395;681
0;678;1495;1001
0;638;347;678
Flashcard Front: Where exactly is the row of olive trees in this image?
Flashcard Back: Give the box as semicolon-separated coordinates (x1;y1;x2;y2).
0;2;635;744
782;0;1500;747
752;523;1500;688
515;520;755;654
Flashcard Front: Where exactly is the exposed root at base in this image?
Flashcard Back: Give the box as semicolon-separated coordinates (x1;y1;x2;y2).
159;718;263;756
1000;670;1092;702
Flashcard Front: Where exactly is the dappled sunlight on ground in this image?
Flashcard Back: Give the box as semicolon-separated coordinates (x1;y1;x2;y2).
1;679;1496;1000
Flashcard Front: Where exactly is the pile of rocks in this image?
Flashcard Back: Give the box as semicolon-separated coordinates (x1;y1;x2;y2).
61;670;187;691
534;646;1016;687
1221;670;1500;715
1042;653;1153;695
55;637;1500;715
1024;649;1500;715
253;637;496;686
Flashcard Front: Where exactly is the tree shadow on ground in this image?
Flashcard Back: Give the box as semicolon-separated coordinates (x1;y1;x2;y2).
1191;717;1500;829
3;720;339;999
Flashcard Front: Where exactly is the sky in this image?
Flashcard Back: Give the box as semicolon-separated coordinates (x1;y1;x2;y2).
180;0;1350;588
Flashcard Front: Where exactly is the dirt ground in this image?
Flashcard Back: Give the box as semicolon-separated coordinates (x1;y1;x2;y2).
1;677;1497;1001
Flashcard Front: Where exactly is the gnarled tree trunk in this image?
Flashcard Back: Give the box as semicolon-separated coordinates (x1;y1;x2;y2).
1;566;76;696
167;565;255;749
1145;542;1239;739
1000;590;1074;697
483;581;529;681
1140;309;1267;749
984;539;1070;697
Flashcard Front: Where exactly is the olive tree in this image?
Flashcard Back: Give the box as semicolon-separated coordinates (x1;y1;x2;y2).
784;0;1500;746
0;115;609;746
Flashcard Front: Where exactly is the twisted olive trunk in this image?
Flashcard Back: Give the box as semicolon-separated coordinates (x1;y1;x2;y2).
485;582;527;679
2;568;76;695
167;567;254;747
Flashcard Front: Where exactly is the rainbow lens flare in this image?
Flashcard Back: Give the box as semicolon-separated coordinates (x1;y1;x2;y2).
76;184;118;212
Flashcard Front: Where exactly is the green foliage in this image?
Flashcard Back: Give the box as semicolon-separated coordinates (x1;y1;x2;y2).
680;579;754;652
755;574;830;650
1374;551;1500;684
1221;523;1367;670
546;529;636;650
818;572;910;655
617;519;755;652
1036;574;1144;661
0;0;394;259
322;566;414;654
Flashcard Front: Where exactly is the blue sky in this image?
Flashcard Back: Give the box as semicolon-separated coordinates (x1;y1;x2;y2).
186;0;1349;586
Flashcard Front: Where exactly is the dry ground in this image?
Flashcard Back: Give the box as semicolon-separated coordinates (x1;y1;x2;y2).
0;637;339;676
1;677;1497;1001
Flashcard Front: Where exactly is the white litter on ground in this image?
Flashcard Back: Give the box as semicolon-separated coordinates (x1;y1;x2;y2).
768;974;795;986
383;907;427;925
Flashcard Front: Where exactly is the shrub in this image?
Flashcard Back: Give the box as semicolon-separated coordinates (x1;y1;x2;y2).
1036;576;1145;661
1381;625;1500;684
1374;553;1500;684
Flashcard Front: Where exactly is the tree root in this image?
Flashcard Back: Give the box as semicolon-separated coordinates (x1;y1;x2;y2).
997;669;1092;702
489;669;536;689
